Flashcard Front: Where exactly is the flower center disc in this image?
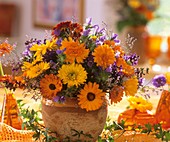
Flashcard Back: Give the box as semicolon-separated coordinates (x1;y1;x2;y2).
68;72;76;80
49;84;56;90
87;92;95;101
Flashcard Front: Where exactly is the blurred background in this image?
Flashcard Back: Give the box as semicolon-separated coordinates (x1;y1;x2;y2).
0;0;170;75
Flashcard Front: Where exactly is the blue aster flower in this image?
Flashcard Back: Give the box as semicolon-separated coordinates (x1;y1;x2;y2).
152;74;166;88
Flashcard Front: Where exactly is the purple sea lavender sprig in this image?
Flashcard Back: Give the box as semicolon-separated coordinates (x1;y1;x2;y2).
23;38;41;56
138;77;145;87
124;53;140;66
86;17;92;25
110;63;123;85
152;74;166;88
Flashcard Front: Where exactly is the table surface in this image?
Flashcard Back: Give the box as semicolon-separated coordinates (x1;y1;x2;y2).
0;88;161;122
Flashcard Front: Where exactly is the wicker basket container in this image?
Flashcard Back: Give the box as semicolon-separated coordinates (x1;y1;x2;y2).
113;130;161;142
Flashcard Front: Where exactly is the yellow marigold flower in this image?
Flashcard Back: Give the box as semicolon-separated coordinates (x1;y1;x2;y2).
165;72;170;85
92;44;115;69
26;62;50;79
123;77;138;96
58;63;87;87
109;85;124;104
128;96;153;112
60;38;89;63
22;57;42;71
78;82;105;111
30;39;57;59
40;74;62;99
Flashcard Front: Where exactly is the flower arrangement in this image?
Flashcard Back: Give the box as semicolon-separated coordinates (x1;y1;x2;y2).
2;18;145;112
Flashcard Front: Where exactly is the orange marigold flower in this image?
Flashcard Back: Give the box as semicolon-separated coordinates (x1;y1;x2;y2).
60;38;89;63
109;85;124;104
40;74;62;99
0;42;13;57
93;44;115;69
78;82;105;111
123;77;138;96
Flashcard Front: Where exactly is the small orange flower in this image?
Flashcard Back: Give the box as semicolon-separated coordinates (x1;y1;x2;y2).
52;21;83;39
93;44;115;69
116;57;134;76
109;85;124;104
0;42;13;57
60;38;89;63
104;40;115;47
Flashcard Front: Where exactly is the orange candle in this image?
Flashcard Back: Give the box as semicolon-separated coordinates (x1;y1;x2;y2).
167;37;170;58
145;35;162;59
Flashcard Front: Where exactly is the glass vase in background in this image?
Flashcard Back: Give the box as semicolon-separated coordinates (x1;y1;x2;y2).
144;35;162;66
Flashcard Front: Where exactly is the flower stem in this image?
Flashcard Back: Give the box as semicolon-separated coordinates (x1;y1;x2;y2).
0;62;4;76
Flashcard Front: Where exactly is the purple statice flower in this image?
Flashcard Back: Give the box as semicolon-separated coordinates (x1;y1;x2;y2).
56;48;66;55
99;36;106;42
53;96;65;103
95;39;103;45
56;38;62;46
152;74;166;88
93;25;100;33
111;33;120;43
86;17;92;25
98;28;106;35
83;29;91;36
124;53;140;66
